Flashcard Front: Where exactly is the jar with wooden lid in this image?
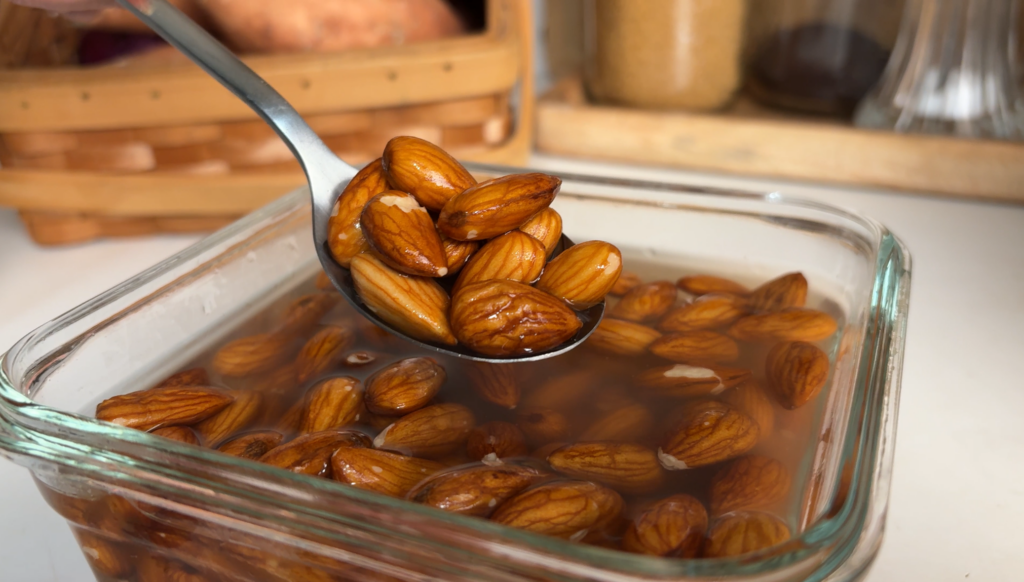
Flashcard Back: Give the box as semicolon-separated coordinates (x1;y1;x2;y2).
583;0;748;111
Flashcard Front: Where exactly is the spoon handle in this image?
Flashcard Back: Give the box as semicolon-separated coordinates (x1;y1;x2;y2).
114;0;354;184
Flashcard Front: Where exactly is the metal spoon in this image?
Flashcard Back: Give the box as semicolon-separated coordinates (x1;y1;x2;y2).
116;0;603;362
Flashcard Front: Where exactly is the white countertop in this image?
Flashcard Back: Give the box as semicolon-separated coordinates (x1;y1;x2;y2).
1;155;1022;581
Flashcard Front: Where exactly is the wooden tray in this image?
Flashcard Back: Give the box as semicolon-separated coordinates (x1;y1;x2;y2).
0;0;535;244
536;78;1024;203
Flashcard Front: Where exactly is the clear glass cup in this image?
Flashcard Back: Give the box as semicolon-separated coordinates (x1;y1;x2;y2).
0;167;911;582
854;0;1024;140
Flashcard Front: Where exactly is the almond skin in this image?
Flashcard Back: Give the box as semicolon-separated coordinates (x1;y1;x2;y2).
586;318;662;356
350;253;457;346
703;511;791;558
408;463;546;517
450;280;582;357
610;271;643;296
622;494;708;557
728;308;838;343
465;362;520;409
258;429;370;477
194;389;263;445
360;191;449;277
748;272;807;313
154;367;209;389
382;136;476;211
466;421;530;460
519;208;563;256
149;426;201;446
721;379;776;438
535;241;623;309
635;364;751;398
490;480;623;539
299;376;364;434
676;275;749;297
295;324;356;383
331;447;444;498
516;407;571;447
548;442;664;494
659;400;760;470
327;158;389;267
437;173;560;241
96;387;233;431
658;293;748;332
211;332;293;377
217;431;284;460
578;403;654;443
453;230;548;294
521;370;597;412
765;341;830;409
364;357;446;415
373;403;475;458
441;235;479;275
710;456;792;516
648;331;741;364
277;292;340;336
608;281;678;322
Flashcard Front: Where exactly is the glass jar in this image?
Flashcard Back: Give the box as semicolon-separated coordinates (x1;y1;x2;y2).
854;0;1024;141
746;0;906;115
583;0;748;111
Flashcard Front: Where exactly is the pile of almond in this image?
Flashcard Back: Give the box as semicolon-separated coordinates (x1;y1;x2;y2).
79;237;840;577
327;136;622;357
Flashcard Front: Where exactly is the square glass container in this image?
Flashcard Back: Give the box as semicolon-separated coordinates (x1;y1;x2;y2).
0;166;910;582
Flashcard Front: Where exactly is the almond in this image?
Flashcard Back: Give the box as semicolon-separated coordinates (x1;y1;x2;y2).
96;387;233;431
765;341;830;409
535;241;622;309
648;331;740;364
548;442;664;494
703;511;791;558
278;292;340;336
586;318;662;356
659;400;760;470
658;293;748;332
516;407;571;447
450;280;582;357
217;431;284;460
728;308;838;342
710;455;792;516
299;376;364;434
409;463;546;517
437;173;560;241
608;281;677;322
194;389;262;445
327;158;389;267
373;403;475;458
490;480;623;540
466;421;530;460
521;370;598;412
331;446;444;498
341;350;379;367
465;362;520;409
136;554;210;582
275;398;306;435
453;230;547;294
382;136;476;211
622;494;708;557
440;235;479;275
258;429;370;477
295;325;356;383
676;275;749;297
360;191;449;277
350;253;457;345
721;379;776;438
74;531;132;578
211;332;293;377
314;270;333;290
748;272;807;312
578;403;654;443
364;357;446;415
248;361;298;401
610;271;643;296
635;364;751;398
154;367;209;389
518;208;563;255
150;425;201;446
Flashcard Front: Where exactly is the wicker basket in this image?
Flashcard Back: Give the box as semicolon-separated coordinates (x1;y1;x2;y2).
0;0;534;244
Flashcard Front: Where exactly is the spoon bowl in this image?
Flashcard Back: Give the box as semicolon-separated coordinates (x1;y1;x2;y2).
116;0;604;362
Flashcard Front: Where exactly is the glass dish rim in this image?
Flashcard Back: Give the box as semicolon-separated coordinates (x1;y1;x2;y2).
0;166;912;580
